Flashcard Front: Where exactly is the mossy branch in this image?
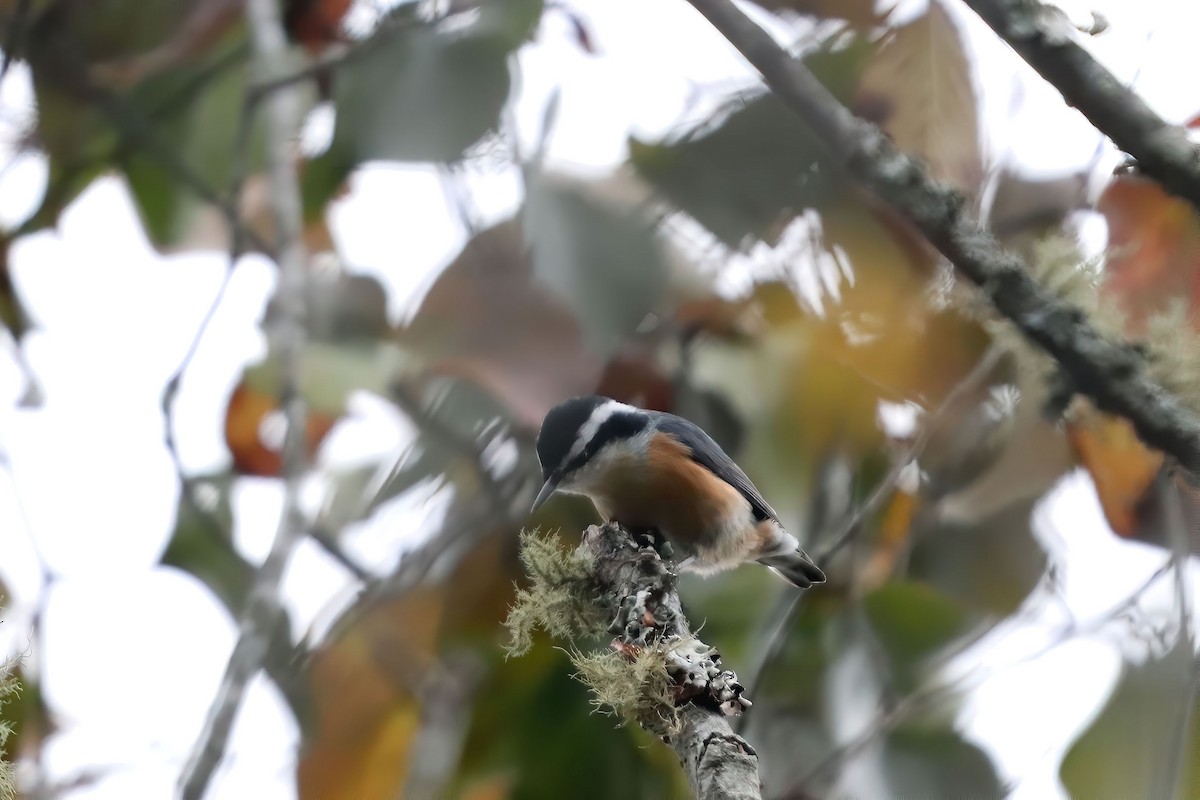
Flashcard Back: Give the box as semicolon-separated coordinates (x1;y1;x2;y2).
505;523;763;800
0;656;19;800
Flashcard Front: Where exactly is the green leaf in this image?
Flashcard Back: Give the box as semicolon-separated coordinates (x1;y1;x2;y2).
908;498;1047;618
457;646;686;799
1061;632;1197;800
159;472;251;613
120;34;265;248
863;581;972;690
629;35;876;248
522;173;669;354
322;0;543;171
19;5;260;246
883;726;1002;798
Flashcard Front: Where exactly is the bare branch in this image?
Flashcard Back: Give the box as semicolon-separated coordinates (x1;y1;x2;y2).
683;0;1200;475
177;0;311;795
401;651;485;800
962;0;1200;211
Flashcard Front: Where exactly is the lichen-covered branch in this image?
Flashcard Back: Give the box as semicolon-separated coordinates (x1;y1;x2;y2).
506;524;762;800
684;0;1200;475
962;0;1200;212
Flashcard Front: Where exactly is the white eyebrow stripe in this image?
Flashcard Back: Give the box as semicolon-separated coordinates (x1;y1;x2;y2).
566;400;636;463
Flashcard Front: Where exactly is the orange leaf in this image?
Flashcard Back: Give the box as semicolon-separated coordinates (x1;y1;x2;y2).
1098;172;1200;333
298;532;521;798
299;586;445;800
285;0;353;52
1066;412;1164;538
223;383;338;476
862;486;918;589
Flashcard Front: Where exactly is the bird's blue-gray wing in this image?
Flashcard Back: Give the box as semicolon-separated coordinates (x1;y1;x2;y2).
651;412;779;522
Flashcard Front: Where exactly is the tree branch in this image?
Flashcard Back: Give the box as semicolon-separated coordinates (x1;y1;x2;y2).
683;0;1200;475
176;0;311;796
962;0;1200;211
514;523;763;799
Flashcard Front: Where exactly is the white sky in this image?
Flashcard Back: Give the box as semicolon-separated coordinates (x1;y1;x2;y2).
1;0;1199;797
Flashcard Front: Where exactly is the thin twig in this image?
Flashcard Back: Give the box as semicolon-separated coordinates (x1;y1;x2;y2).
308;524;375;583
400;651;485;800
739;345;1005;718
177;0;310;795
684;0;1200;475
787;557;1180;795
816;344;1006;563
963;0;1200;212
1157;478;1196;799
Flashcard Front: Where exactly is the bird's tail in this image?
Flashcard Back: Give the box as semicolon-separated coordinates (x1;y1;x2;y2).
758;549;826;589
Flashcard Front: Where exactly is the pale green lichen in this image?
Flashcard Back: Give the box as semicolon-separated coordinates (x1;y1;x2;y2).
571;646;679;737
0;655;18;800
503;529;604;657
951;233;1200;420
1142;298;1200;414
504;530;681;735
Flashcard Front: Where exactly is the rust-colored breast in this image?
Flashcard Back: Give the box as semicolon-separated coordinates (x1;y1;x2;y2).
593;432;747;547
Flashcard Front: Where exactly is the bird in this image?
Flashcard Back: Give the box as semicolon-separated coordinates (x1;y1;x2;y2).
531;395;826;589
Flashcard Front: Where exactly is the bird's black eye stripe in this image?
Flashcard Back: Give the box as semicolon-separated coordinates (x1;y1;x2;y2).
564;412;647;474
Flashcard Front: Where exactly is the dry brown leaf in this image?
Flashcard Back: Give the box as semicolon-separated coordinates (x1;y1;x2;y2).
399;221;606;429
1098;171;1200;334
1066;412;1164;538
855;1;983;195
223;382;339;476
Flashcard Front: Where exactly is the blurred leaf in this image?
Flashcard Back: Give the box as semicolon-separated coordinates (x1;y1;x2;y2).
593;345;675;413
19;1;267;248
160;472;252;611
882;726;1001;798
458;646;686;800
285;0;352;52
1;663;52;764
863;581;971;690
307;0;544;209
317;462;383;532
120;32;267;249
929;391;1074;526
629;36;876;248
855;0;981;194
860;486;918;589
1099;171;1200;333
399;221;604;429
909;497;1047;618
300;522;517;798
523;172;669;354
0;233;26;341
264;271;391;344
224;382;340;476
745;269;987;497
1066;412;1164;538
1061;633;1196;800
299;585;445;800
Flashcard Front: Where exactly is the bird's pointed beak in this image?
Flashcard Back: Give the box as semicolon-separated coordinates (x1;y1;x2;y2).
531;476;560;514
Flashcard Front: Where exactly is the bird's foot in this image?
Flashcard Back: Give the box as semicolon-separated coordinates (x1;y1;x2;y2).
618;523;671;557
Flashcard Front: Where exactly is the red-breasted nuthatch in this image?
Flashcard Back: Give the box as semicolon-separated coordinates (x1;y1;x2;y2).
532;395;826;589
